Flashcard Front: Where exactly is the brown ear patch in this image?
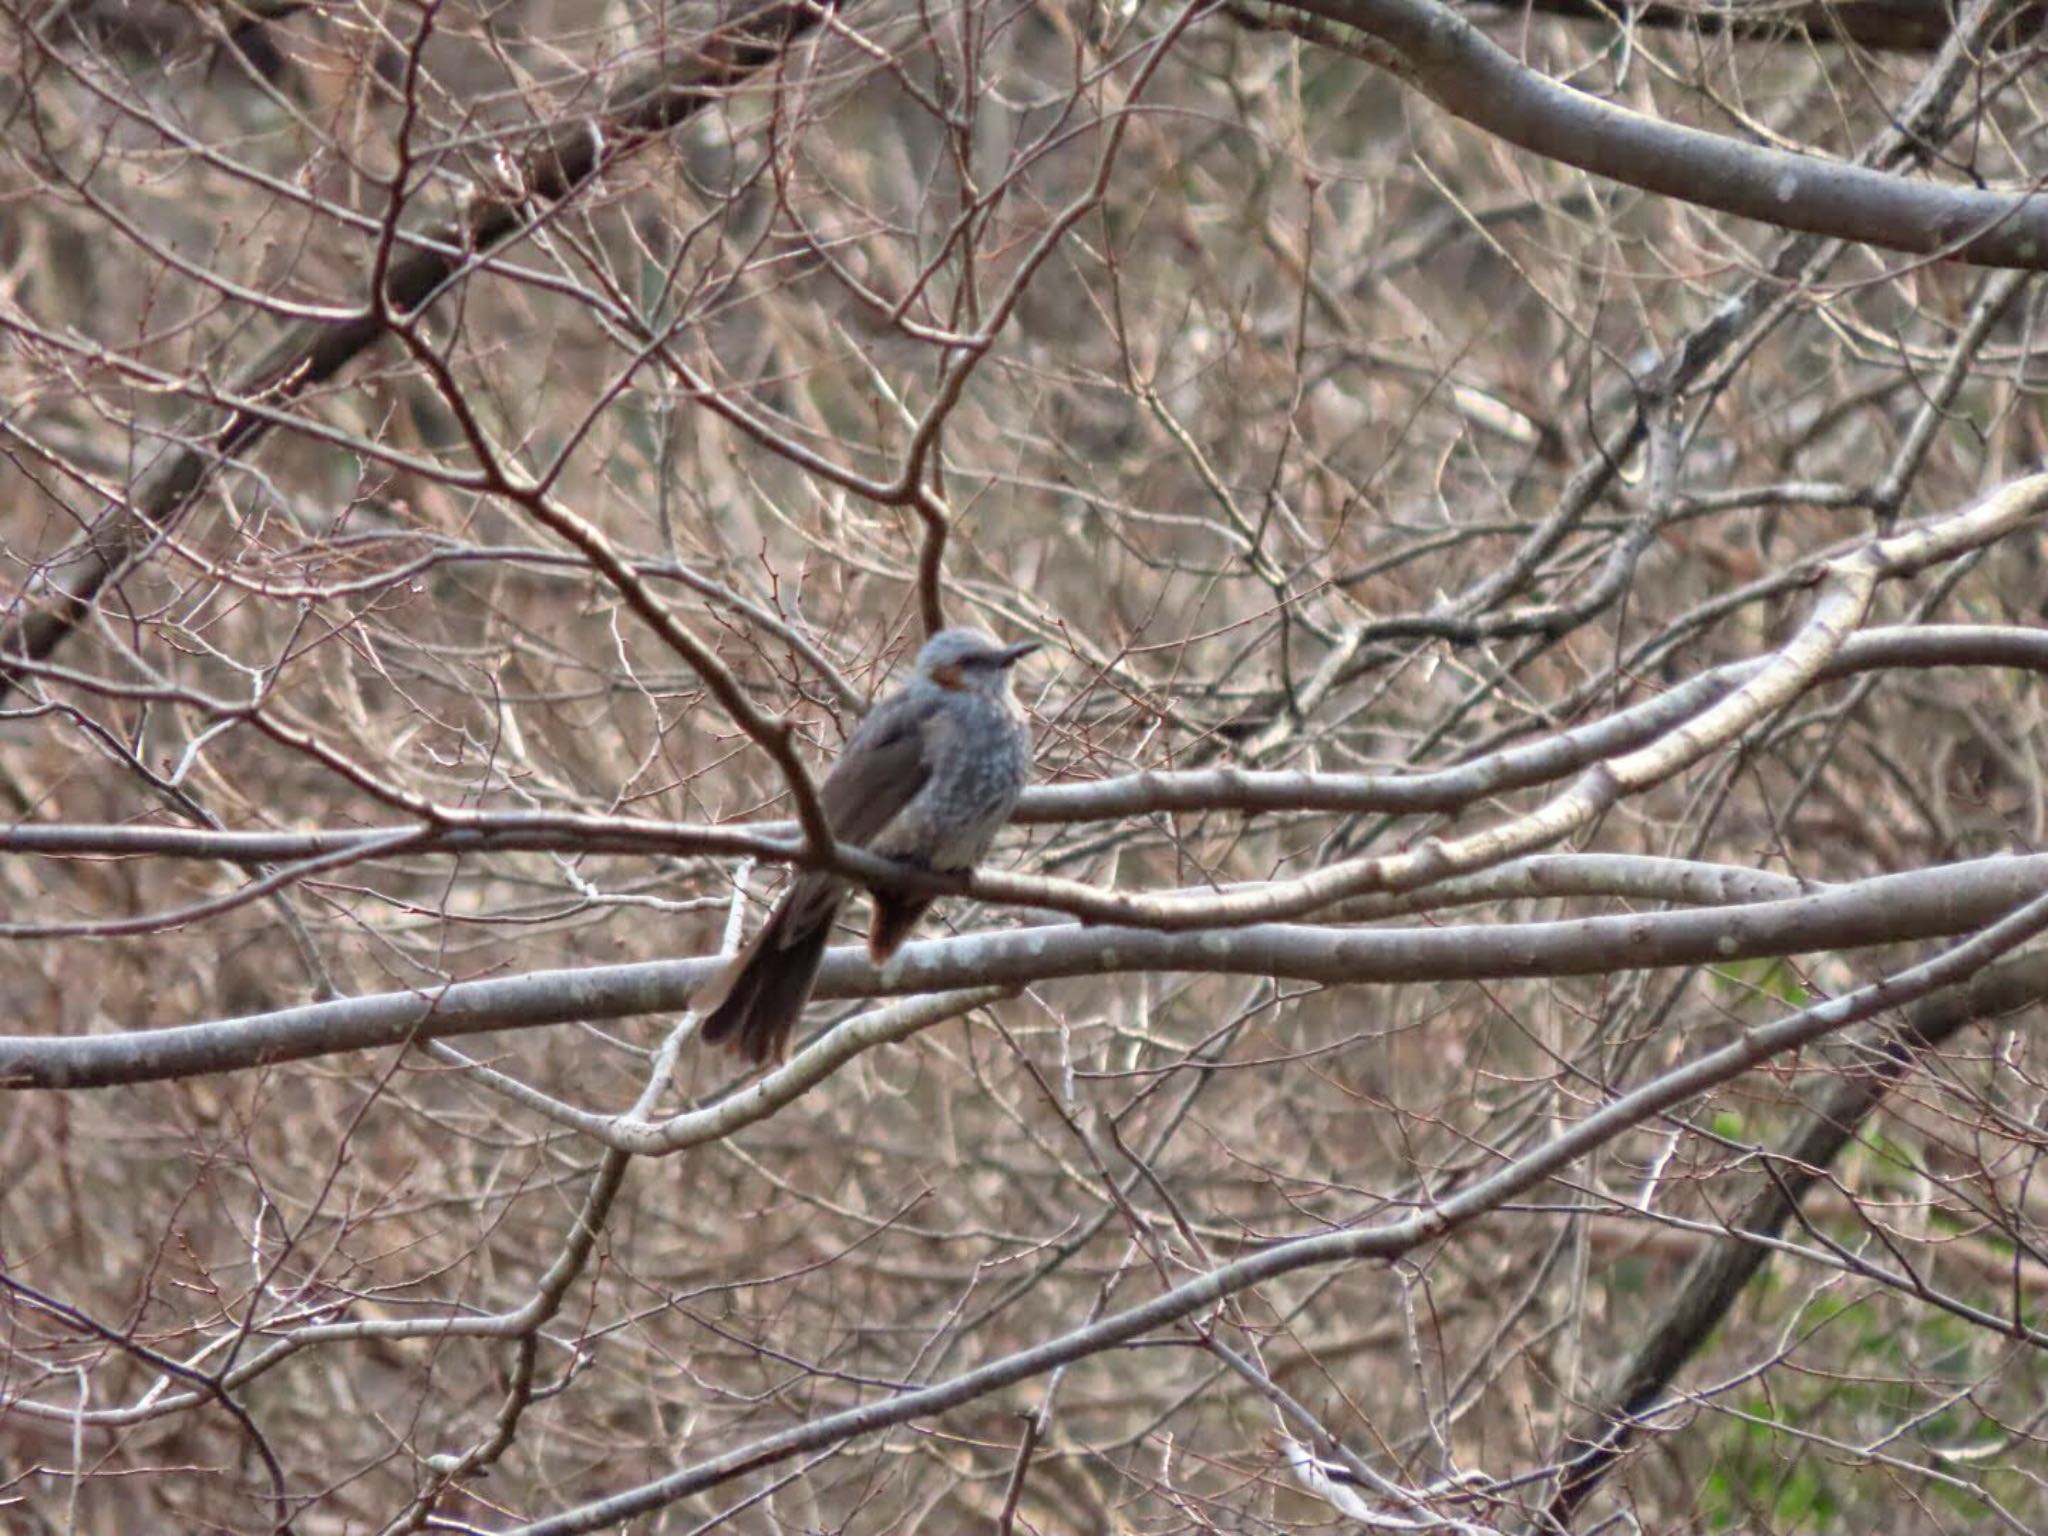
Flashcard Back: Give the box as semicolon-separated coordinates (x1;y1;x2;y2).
929;662;966;690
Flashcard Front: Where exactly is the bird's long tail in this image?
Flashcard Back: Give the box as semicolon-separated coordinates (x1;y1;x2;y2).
696;876;843;1063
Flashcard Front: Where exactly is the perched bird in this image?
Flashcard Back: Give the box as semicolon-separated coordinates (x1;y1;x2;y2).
695;627;1039;1063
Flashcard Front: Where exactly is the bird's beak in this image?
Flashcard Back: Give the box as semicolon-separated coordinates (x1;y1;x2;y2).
998;640;1042;668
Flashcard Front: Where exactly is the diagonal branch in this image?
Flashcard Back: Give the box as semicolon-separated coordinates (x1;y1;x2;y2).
1253;0;2048;267
497;890;2048;1535
1470;0;2047;54
1542;950;2048;1528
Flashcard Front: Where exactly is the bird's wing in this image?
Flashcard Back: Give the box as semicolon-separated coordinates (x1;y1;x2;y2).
694;691;935;1054
816;690;934;847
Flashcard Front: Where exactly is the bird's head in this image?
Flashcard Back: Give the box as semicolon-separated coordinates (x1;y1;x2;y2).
914;627;1040;696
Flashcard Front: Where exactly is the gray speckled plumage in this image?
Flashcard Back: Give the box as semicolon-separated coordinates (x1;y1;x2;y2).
696;628;1037;1062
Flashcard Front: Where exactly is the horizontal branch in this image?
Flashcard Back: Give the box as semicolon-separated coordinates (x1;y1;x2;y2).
7;853;2048;1090
5;623;2044;867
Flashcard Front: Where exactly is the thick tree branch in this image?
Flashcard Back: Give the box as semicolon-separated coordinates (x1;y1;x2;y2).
1256;0;2048;267
1473;0;2046;54
8;853;2048;1089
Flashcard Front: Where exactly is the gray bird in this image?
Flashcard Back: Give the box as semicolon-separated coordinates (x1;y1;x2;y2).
696;627;1039;1063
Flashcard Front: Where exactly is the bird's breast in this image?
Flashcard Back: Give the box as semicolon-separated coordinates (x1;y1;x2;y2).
868;699;1030;868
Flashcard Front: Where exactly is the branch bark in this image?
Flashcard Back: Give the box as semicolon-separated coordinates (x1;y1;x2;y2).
1256;0;2048;267
9;853;2048;1089
1472;0;2047;53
